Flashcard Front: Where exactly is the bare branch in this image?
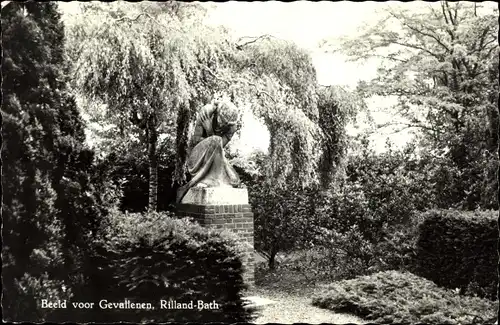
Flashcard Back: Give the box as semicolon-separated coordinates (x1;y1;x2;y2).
468;26;490;56
480;38;498;53
243;80;277;103
441;1;450;25
370;54;409;63
476;45;500;72
202;66;277;103
444;1;456;26
113;12;182;33
236;34;275;49
387;10;451;53
374;121;438;133
391;40;442;60
115;13;150;23
453;2;459;24
202;66;230;85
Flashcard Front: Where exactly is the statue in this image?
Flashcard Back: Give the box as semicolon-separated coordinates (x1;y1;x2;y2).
176;99;242;203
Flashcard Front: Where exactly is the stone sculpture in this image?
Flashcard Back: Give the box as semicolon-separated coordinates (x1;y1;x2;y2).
176;99;243;203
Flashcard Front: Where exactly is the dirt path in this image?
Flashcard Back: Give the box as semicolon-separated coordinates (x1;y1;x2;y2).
249;287;365;324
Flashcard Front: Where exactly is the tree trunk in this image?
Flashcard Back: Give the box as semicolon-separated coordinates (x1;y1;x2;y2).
268;249;277;270
147;120;158;212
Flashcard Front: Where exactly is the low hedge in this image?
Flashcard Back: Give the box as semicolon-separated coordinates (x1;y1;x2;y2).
414;209;498;300
312;270;497;324
70;210;254;323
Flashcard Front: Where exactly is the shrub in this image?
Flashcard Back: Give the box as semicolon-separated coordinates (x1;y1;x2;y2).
71;210;254;323
370;213;426;272
415;209;498;300
102;149;179;213
312;270;497;324
339;140;436;243
249;180;321;270
3;273;74;322
286;202;425;282
287;225;377;282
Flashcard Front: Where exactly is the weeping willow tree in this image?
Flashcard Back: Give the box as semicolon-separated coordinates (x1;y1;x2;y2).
316;85;362;187
66;2;232;211
223;37;323;189
66;2;362;211
212;36;362;190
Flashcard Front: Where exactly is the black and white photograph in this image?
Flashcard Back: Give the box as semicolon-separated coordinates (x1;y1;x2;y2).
1;1;499;323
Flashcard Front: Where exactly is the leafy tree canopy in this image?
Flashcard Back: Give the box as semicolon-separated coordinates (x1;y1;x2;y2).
322;1;499;208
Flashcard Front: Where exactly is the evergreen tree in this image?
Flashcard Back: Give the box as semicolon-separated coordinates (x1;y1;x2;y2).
2;2;105;320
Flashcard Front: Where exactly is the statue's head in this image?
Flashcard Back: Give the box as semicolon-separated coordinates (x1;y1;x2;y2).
215;99;239;128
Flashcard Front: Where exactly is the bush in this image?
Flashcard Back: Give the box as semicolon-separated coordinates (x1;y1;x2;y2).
286;225;377;282
1;3;113;322
286;200;425;282
102;149;179;213
71;210;254;323
338;140;436;243
370;213;425;272
249;180;321;270
312;270;497;324
3;273;74;322
415;209;498;300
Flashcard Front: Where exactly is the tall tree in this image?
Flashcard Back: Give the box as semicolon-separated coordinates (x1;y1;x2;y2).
324;1;499;209
2;2;105;320
66;2;229;211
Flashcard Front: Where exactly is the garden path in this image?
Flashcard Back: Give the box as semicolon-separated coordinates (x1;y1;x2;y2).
249;287;365;324
247;266;366;324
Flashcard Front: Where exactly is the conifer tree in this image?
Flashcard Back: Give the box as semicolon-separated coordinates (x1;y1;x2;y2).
2;2;104;320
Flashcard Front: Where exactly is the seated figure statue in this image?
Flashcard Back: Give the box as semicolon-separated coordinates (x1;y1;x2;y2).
176;99;242;203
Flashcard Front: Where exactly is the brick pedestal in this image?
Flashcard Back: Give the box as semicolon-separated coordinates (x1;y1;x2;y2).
177;203;255;284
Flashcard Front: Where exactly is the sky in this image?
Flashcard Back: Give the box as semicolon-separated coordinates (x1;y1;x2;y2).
203;1;393;89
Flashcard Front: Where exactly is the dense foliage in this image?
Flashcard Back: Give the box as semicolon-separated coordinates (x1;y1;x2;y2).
254;134;497;294
335;139;434;241
248;180;321;269
415;209;498;300
278;139;430;272
2;2;111;321
65;2;227;210
68;210;254;323
312;271;497;324
100;146;178;213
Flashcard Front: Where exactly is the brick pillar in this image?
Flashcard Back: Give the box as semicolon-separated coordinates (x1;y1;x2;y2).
177;203;255;284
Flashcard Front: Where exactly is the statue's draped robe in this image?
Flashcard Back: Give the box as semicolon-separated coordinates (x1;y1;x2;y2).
176;105;240;203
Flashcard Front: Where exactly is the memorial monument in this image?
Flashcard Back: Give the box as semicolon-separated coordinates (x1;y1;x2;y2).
176;99;254;284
